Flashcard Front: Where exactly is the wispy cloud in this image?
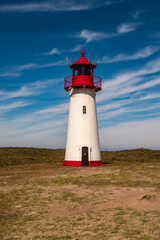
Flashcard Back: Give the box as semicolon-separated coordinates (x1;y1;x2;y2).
0;101;32;113
78;22;141;42
105;0;130;5
132;9;145;19
117;22;141;34
118;77;160;96
0;86;40;101
0;114;67;148
0;0;111;13
79;29;111;43
0;78;61;101
0;63;36;78
0;100;69;148
97;99;132;113
101;46;160;63
99;108;126;121
36;103;69;115
98;102;160;121
0;72;21;78
97;56;160;142
97;57;160;103
29;78;63;88
37;60;66;68
13;63;36;71
100;117;160;150
0;60;66;79
139;93;160;100
46;48;60;55
71;44;82;52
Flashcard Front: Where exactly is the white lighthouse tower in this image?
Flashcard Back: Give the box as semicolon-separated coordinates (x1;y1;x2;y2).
62;50;104;167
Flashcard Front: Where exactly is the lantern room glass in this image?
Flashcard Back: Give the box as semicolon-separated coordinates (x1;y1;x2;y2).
73;65;93;76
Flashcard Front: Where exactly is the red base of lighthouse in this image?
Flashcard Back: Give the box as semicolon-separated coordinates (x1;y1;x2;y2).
62;160;105;167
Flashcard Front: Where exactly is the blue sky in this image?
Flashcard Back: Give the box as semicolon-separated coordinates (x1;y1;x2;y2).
0;0;160;150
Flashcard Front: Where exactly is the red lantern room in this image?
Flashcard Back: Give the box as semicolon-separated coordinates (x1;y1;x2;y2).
64;49;102;92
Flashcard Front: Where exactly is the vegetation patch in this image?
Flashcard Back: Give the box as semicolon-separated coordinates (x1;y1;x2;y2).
0;147;160;168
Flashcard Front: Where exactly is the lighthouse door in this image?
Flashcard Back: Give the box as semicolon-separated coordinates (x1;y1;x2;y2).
82;147;89;166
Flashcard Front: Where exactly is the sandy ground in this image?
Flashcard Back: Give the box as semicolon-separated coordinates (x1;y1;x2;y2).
46;185;160;217
0;163;160;239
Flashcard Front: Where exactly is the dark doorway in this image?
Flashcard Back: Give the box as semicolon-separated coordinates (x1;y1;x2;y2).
82;147;89;166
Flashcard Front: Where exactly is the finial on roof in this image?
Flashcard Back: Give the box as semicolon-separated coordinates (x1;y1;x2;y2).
81;46;85;57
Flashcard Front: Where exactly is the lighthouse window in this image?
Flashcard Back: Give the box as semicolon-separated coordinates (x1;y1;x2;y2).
83;105;86;114
77;65;91;76
78;65;84;75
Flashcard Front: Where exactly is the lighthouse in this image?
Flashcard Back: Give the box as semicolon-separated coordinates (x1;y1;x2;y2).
62;50;104;167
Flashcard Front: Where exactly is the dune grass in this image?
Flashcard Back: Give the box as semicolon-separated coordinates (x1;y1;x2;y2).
0;147;160;168
0;148;64;167
101;148;160;164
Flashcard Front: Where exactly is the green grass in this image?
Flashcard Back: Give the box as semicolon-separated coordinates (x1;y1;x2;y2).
0;147;160;168
0;147;65;167
101;148;160;163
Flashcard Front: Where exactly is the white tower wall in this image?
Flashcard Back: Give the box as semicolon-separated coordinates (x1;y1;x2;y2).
65;87;101;162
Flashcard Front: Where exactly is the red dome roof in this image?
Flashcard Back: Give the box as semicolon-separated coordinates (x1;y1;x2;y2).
70;50;97;68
